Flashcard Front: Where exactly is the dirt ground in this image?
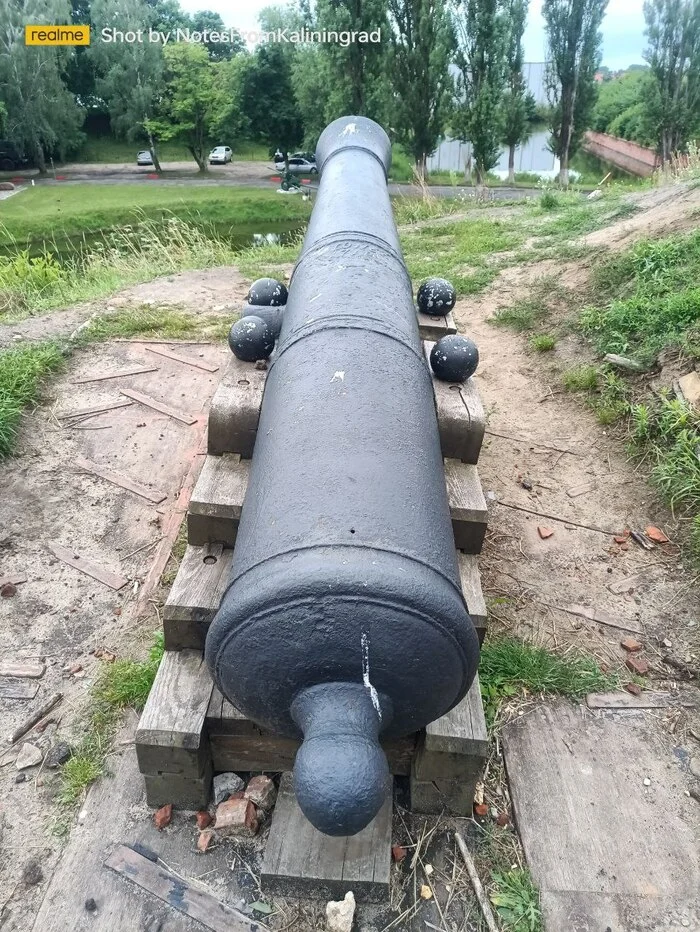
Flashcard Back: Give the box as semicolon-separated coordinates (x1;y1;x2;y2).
0;182;698;931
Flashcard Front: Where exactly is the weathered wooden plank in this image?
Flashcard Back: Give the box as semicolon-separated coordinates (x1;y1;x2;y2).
48;544;129;591
71;366;159;384
76;456;167;504
0;678;39;699
424;341;485;464
142;766;213;810
540;891;700;932
261;773;391;903
458;553;487;643
163;544;234;650
444;460;488;553
120;388;198;425
188;453;487;552
417;310;457;342
136;649;212;752
104;845;262;932
145;345;219;373
207;356;268;457
0;661;45;678
502;699;700;920
409;770;480;816
56;398;133;419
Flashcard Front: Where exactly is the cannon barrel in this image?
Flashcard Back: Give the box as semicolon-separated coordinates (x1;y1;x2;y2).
205;116;479;836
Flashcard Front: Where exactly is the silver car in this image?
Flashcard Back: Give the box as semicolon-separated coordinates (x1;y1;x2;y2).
274;155;318;174
209;146;233;165
136;150;153;166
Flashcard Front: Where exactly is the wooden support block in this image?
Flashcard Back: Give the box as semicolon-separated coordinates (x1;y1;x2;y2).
163;544;234;650
424;341;485;464
187;454;487;553
187;454;249;546
458;553;487;644
417;310;457;342
444;460;488;553
409;771;479;816
207;355;267;457
143;765;213;810
206;688;416;775
261;773;391;903
136;650;213;781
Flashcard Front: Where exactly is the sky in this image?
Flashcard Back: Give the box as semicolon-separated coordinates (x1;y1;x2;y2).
179;0;648;72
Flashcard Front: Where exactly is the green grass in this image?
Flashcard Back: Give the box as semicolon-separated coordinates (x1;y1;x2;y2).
529;333;556;351
0;342;65;457
562;364;599;392
0;185;311;249
75;304;227;344
492;299;547;332
479;637;616;727
68;135;269;165
236;237;300;282
491;869;543;932
58;634;164;814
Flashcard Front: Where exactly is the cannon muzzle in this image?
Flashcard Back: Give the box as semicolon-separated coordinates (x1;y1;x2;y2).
206;116;479;835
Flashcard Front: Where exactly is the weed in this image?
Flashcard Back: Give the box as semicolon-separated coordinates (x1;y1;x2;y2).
539;190;559;210
492;300;546;332
0;342;65;457
690;515;700;562
562;364;599;392
236;238;299;282
479;637;616;728
75;304;205;343
529;333;556;351
491;869;543;932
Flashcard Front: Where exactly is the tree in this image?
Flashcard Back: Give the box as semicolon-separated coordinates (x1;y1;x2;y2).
314;0;389;122
291;45;334;150
240;44;303;156
543;0;608;185
644;0;700;162
0;0;84;171
190;10;245;61
454;0;507;184
90;0;165;170
386;0;454;177
591;68;657;146
501;0;535;183
146;42;218;172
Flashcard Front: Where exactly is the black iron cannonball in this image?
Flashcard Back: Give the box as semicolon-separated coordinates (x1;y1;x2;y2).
241;303;284;340
430;334;479;382
228;316;275;362
247;277;288;307
417;278;456;316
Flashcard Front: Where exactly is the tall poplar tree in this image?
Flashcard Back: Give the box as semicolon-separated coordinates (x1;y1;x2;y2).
501;0;534;183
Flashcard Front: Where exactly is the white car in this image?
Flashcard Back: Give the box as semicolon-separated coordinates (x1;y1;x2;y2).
209;146;232;165
136;150;153;166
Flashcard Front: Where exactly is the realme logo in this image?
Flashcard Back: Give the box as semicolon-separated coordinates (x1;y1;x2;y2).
25;25;90;45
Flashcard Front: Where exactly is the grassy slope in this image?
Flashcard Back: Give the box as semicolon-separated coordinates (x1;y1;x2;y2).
68;136;269;165
0;185;312;247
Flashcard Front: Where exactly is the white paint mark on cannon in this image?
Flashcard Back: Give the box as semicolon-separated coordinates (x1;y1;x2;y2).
342;122;358;136
361;632;382;719
331;371;345;383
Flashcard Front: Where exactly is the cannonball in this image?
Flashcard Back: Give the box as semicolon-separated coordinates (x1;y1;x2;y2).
247;277;288;306
241;303;284;340
228;316;275;362
417;278;456;316
430;334;479;382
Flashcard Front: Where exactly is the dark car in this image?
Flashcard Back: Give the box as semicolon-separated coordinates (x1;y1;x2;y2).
0;141;29;172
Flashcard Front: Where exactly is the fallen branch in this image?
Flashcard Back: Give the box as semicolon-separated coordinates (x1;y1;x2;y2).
454;833;499;932
9;692;62;745
495;499;617;536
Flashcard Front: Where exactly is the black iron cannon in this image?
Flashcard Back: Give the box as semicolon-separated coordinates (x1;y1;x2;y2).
206;116;480;837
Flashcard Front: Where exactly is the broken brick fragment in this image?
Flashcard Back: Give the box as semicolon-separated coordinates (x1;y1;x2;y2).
496;811;510;827
214;798;258;837
624;682;642;696
197;830;215;853
537;526;554;540
473;803;488;817
153;803;173;830
620;637;642;653
244;775;277;812
625;656;650;677
392;845;407;862
195;810;212;830
0;583;17;597
645;526;669;544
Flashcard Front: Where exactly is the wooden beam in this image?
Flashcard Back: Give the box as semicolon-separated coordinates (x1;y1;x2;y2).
76;456;167;505
47;544;129;591
145;345;219;373
71;366;158;384
56;399;133;420
120;389;198;425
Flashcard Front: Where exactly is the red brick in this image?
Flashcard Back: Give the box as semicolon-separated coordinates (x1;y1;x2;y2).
392;845;407;862
244;775;277;812
473;803;488;817
496;811;510;827
624;682;642;696
197;829;214;853
228;790;245;800
195;810;212;830
537;526;554;540
625;656;649;677
214;798;258;837
620;637;642;653
153;804;173;830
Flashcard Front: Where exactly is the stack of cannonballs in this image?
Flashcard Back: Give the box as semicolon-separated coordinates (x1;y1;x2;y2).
228;277;288;362
228;274;479;385
417;277;479;383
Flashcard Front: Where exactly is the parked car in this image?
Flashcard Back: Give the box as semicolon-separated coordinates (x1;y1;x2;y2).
209;146;233;165
274;153;318;174
0;141;29;172
136;150;154;166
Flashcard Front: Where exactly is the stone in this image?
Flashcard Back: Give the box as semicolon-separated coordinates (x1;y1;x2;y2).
213;772;245;805
15;772;26;784
689;758;700;780
244;775;277;812
603;353;647;372
197;830;215;853
44;742;72;768
678;371;700;410
85;898;97;912
22;859;44;886
620;637;642;653
496;811;510;827
15;743;43;770
0;583;17;597
626;656;650;677
214;798;258;837
326;891;356;932
195;810;212;830
153;803;173;830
